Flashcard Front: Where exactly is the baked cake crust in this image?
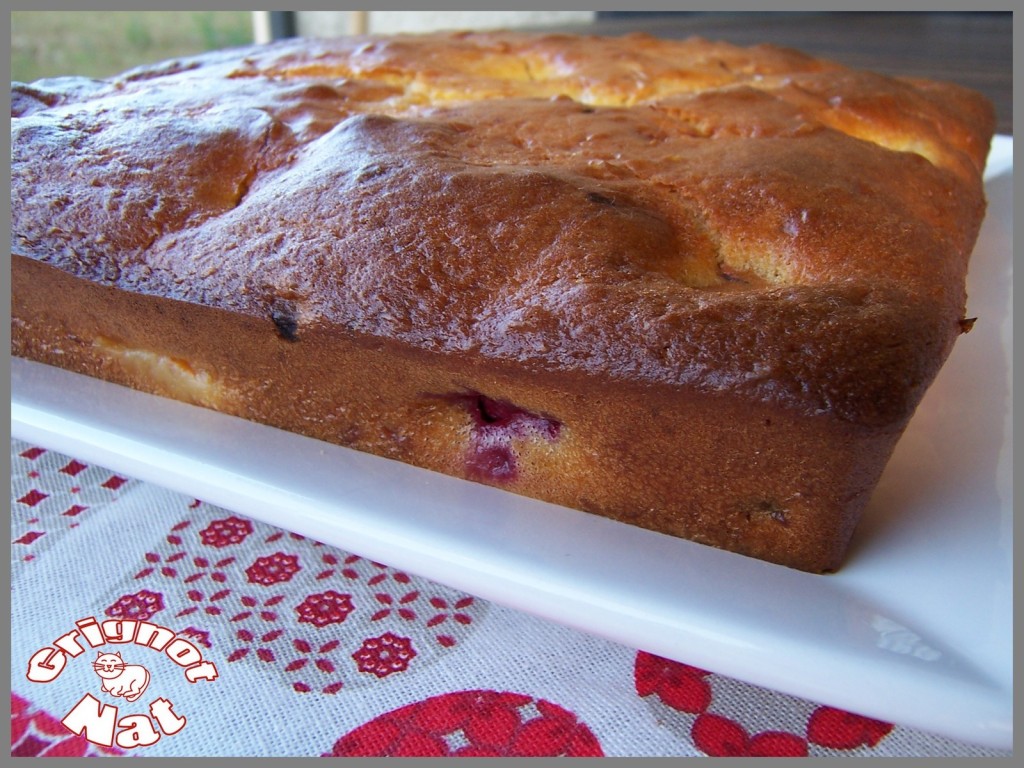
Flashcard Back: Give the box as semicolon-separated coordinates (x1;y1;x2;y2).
10;31;995;571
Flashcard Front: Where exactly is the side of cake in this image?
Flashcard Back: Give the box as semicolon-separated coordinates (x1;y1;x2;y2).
9;31;995;571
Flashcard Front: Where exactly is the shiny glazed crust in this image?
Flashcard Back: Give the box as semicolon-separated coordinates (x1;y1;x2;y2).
10;31;995;571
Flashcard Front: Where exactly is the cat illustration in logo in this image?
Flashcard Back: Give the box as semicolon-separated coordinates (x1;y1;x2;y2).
92;651;150;703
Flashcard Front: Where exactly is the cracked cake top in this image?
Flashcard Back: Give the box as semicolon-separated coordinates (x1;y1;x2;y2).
10;31;995;426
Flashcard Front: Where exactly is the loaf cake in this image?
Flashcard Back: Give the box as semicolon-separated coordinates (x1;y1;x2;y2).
10;30;995;572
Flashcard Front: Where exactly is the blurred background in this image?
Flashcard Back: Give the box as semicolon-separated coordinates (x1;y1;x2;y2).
11;11;254;82
10;10;1011;134
10;11;591;81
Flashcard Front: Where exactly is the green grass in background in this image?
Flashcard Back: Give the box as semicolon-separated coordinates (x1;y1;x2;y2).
11;11;253;83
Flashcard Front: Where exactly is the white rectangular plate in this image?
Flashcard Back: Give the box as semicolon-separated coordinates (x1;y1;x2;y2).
11;136;1013;750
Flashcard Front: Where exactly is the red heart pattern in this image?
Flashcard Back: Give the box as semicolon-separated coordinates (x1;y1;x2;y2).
693;713;808;757
807;705;894;749
634;649;712;713
635;651;895;756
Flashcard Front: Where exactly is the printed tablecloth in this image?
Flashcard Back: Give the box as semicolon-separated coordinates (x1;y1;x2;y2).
10;437;1010;758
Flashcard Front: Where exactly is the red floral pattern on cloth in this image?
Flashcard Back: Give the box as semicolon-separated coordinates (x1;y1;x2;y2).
105;589;166;622
246;551;301;586
10;440;135;567
296;590;356;627
325;690;604;757
11;693;124;758
351;632;417;678
634;651;894;757
11;442;1010;758
102;507;487;695
199;515;253;547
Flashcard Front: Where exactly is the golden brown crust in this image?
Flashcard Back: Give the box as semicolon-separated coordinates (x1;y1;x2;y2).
10;31;995;571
